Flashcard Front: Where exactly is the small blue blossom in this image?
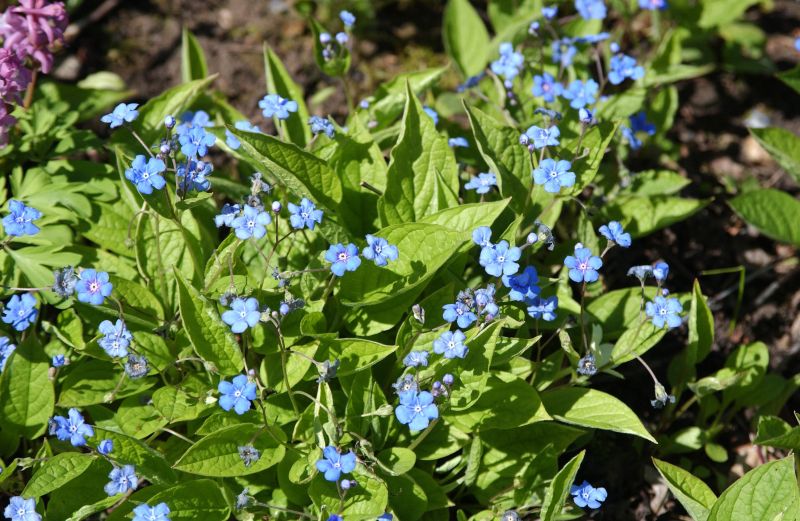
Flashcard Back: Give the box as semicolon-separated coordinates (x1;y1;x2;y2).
645;296;683;328
309;115;335;138
327;516;342;521
564;245;602;283
75;269;113;306
395;390;438;431
177;159;213;193
362;235;399;267
100;103;139;128
448;137;469;147
456;73;484;92
598;221;632;247
51;408;94;447
639;0;667;9
238;445;260;467
2;200;41;237
480;240;521;277
622;111;656;150
608;54;645;85
523;125;560;149
125;155;166;195
571;481;608;509
403;350;429;368
579;108;595;125
98;319;132;358
562;79;599;109
132;503;170;521
575;0;607;20
490;42;524;81
179;125;216;157
392;374;419;395
651;383;676;408
325;243;361;276
52;268;77;299
222;297;261;334
577;354;597;376
51;354;66;368
124;354;149;379
503;266;540;301
218;374;257;415
97;439;113;455
464;172;497;194
378;514;393;521
552;38;577;67
423;106;439;125
320;32;332;45
335;32;348;45
339;10;356;28
433;329;468;359
533;158;576;193
475;284;499;317
3;497;40;521
288;198;323;230
231;205;271;240
0;337;15;373
442;301;477;329
653;261;669;283
542;5;558;18
526;295;558;321
2;293;37;331
179;110;212;129
104;465;138;496
532;73;563;103
225;120;262;149
627;264;654;282
528;21;540;35
215;203;240;228
472;226;492;247
259;94;298;120
316;446;357;482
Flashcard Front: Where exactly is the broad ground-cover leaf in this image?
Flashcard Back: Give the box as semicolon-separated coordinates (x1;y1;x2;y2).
653;458;717;521
748;127;800;183
93;427;175;484
540;450;585;521
729;188;800;246
322;338;397;376
603;195;709;238
443;0;490;77
0;337;54;438
541;387;656;442
23;452;94;497
370;68;446;129
707;457;799;521
754;415;800;450
379;83;459;226
147;479;230;521
57;360;153;407
309;466;389;520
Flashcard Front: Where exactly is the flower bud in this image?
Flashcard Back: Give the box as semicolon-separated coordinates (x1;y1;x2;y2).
164;115;175;129
271;200;282;213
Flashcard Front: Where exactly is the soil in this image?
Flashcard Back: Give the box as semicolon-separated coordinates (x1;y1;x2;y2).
57;0;800;519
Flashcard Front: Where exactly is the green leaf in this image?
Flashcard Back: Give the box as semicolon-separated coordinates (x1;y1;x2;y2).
688;280;714;364
567;120;619;193
419;200;510;234
487;0;540;33
448;321;501;411
748;127;800;184
181;29;208;83
603;195;709;238
64;495;121;521
93;427;176;484
147;479;231;521
379;82;459;225
173;423;285;476
174;268;244;375
620;170;690;197
309;18;350;77
58;360;154;407
443;0;490;77
151;386;208;423
722;341;768;402
611;323;667;365
109;275;164;320
698;0;760;28
729;188;800;246
376;447;417;476
708;457;799;521
23;452;94;498
309;467;388;520
323;338;397;376
371;68;446;128
0;338;54;438
540;450;586;521
653;457;717;521
754;415;800;451
777;65;800;96
541;387;656;443
264;44;311;146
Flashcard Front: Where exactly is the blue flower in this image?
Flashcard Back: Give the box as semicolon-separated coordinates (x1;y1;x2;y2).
653;261;669;283
571;481;608;509
259;94;298;120
288;198;323;230
480;240;521;277
645;296;682;328
579;108;595;125
651;383;676;408
627;264;654;282
503;266;540;301
0;337;16;373
238;444;260;466
362;235;399;267
336;32;349;45
456;73;484;92
526;295;558;321
98;319;132;358
231;205;271;240
52;266;78;298
328;516;343;521
51;408;94;447
2;293;37;331
215;203;241;228
562;79;599;109
51;354;66;367
423;106;439;125
574;0;607;20
639;0;667;9
622;111;656;150
442;301;477;329
235;489;251;510
490;42;524;81
76;269;112;305
2;200;41;237
177;159;213;193
97;439;113;455
433;330;468;359
608;54;645;85
125;155;166;195
564;245;602;283
577;354;597;375
100;103;139;128
395;390;438;430
551;38;577;67
532;73;562;103
222;297;261;334
448;137;469;147
218;374;257;414
3;497;40;521
403;350;429;368
316;446;357;482
124;354;149;379
533;158;575;193
464;172;497;194
523;125;560;149
472;226;492;247
392;374;419;395
542;5;558;18
598;221;631;247
340;10;356;28
475;284;499;317
132;503;170;521
179;110;212;129
325;243;361;276
225;120;262;150
104;465;138;496
179;126;216;157
378;514;393;521
575;32;611;44
309;116;335;138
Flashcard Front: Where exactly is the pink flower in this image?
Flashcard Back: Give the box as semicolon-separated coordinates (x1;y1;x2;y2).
0;102;17;146
0;48;30;101
0;1;68;73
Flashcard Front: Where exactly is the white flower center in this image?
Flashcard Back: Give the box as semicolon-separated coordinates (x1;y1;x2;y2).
89;281;99;292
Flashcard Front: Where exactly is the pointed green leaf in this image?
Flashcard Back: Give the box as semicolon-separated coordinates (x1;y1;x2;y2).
754;415;800;451
540;450;586;521
707;457;799;521
729;188;800;246
93;427;176;484
749;127;800;184
653;457;716;521
181;29;208;83
23;453;94;498
0;338;54;438
147;479;230;521
173;424;285;476
443;0;490;77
